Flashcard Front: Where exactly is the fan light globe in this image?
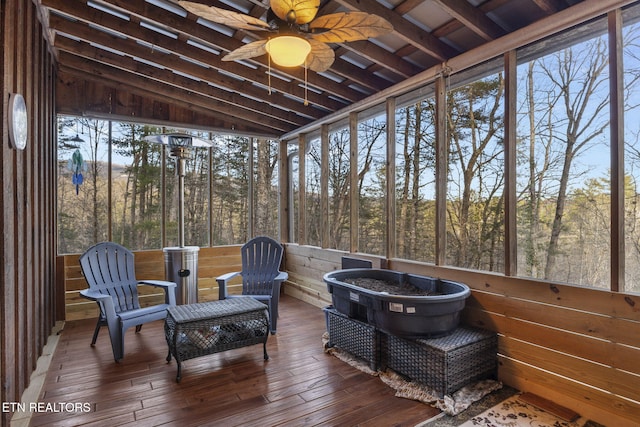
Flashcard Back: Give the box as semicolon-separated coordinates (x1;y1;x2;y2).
265;36;311;67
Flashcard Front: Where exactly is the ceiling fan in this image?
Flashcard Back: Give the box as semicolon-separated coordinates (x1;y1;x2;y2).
177;0;394;72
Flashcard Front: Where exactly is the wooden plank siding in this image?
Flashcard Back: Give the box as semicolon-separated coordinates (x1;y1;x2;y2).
282;245;640;426
282;244;385;308
386;259;640;425
59;246;247;321
1;0;58;425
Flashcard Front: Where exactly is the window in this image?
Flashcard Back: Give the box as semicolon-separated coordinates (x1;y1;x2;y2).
289;144;300;243
358;108;387;255
395;96;437;262
445;68;506;272
328;124;351;251
516;21;611;287
57;117;262;253
305;135;322;247
57;118;110;254
253;138;280;238
111;123;164;250
209;134;249;245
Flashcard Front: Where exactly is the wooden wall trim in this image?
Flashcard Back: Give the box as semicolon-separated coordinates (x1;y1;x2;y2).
435;76;447;265
349;112;358;252
385;97;396;259
503;50;517;276
609;9;624;292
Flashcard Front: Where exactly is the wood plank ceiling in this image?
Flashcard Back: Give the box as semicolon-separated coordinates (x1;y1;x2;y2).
38;0;583;138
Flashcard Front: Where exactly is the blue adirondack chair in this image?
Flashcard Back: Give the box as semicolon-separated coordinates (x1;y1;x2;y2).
79;242;177;362
217;236;288;334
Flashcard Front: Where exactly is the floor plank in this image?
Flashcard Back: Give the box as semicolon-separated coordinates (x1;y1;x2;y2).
29;295;440;426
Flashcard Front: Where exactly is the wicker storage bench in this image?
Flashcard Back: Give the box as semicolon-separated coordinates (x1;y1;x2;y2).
382;326;497;397
324;306;380;370
165;297;269;382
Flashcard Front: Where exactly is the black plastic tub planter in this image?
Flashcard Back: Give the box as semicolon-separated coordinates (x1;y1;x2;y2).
323;268;471;337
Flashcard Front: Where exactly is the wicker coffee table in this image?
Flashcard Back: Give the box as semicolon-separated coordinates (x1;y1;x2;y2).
165;297;269;382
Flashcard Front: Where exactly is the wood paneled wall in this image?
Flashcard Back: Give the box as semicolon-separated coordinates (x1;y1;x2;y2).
59;246;245;321
1;0;57;424
283;244;640;427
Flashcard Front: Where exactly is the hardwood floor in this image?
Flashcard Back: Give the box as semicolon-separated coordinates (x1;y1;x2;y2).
30;295;440;426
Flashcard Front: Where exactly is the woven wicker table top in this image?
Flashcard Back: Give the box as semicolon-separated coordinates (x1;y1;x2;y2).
167;297;267;324
413;326;495;351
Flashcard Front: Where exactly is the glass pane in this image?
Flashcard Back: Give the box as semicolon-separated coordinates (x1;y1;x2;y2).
305;136;322;247
446;71;505;272
516;29;610;287
111;123;164;250
57;117;110;254
395;100;437;262
290;150;299;243
328;125;350;251
210;135;249;245
183;131;211;248
358;111;387;256
253;139;280;239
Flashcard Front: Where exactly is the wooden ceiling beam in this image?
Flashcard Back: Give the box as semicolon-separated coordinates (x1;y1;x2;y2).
394;0;428;15
49;18;317;126
530;0;570;14
330;0;460;62
42;0;348;113
337;40;422;80
431;0;506;41
202;0;413;84
55;41;303;134
57;60;284;136
320;48;397;92
431;0;511;38
100;0;370;102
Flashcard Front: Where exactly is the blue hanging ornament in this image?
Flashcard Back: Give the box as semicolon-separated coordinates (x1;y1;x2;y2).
69;149;85;195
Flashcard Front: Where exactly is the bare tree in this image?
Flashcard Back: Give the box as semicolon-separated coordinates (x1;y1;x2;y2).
446;74;505;270
537;40;610;279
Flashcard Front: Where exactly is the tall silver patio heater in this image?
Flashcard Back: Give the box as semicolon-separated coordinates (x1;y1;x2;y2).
144;133;212;305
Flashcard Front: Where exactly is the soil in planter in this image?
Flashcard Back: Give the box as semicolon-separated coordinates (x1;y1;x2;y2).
343;278;441;296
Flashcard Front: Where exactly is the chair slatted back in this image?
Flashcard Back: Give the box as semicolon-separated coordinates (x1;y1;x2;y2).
241;236;284;296
80;242;141;314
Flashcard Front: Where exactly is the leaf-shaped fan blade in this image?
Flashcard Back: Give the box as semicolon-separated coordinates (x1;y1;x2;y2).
178;1;271;31
310;12;393;43
305;39;335;73
270;0;320;25
222;40;268;62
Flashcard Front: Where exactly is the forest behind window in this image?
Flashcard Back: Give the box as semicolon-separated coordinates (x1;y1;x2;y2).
57;120;279;254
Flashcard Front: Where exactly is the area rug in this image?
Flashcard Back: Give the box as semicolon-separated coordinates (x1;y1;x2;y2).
417;391;607;427
414;385;518;427
322;333;502;416
458;394;604;427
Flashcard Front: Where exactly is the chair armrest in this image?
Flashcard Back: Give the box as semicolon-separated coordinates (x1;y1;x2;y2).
216;271;241;299
274;271;288;283
79;289;113;303
138;280;177;306
79;289;118;324
138;280;176;289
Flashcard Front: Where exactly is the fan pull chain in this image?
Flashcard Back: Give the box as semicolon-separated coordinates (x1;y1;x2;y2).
268;51;272;95
304;59;308;106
